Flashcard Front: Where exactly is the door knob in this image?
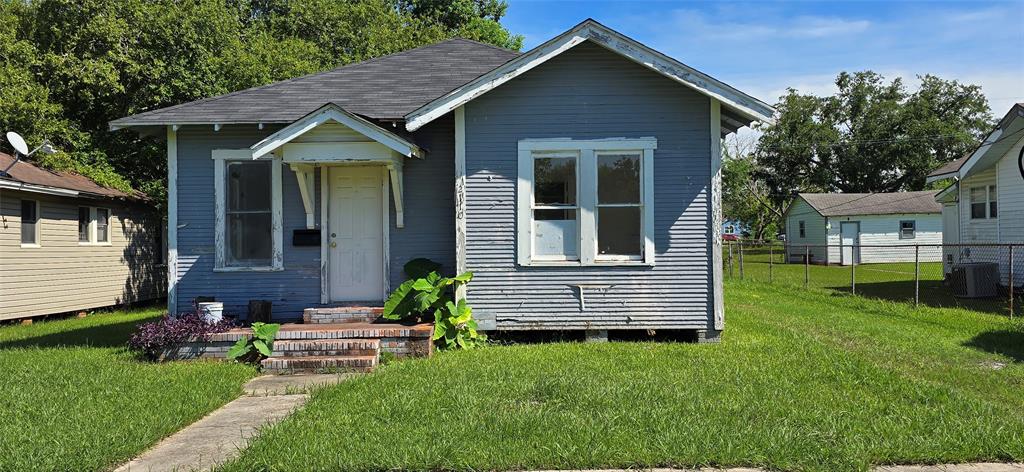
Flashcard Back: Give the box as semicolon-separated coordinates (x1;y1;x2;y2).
330;242;337;248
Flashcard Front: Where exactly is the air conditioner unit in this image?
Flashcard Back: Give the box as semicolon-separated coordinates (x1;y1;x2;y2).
948;262;999;298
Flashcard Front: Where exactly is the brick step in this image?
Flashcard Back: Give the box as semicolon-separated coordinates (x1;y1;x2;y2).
303;307;383;324
208;323;433;342
272;339;379;357
261;355;378;374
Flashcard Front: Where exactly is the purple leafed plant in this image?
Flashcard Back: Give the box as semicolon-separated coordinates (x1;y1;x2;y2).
128;313;235;360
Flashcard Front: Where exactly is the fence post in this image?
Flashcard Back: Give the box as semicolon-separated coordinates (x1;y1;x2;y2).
914;245;920;308
728;241;734;278
738;240;745;280
1010;244;1015;319
804;245;810;289
851;250;856;295
769;242;774;283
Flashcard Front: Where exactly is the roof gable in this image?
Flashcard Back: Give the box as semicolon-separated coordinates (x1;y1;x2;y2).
250;104;424;159
927;103;1024;182
404;19;774;132
110;38;518;128
798;191;942;217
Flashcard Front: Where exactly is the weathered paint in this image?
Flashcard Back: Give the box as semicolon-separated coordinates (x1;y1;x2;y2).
462;42;715;330
172;120;455;321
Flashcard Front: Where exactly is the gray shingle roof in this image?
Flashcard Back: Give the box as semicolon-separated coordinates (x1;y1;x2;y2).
110;39;519;127
798;191;942;217
928;154;971;178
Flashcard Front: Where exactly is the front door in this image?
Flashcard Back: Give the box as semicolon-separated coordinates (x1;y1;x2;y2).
328;167;385;301
840;221;860;266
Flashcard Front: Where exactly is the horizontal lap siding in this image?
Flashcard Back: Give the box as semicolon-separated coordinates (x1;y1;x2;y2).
825;214;943;263
464;42;713;330
176;125;320;320
388;117;456;285
785;199;828;263
0;190;163;320
175;123;454;321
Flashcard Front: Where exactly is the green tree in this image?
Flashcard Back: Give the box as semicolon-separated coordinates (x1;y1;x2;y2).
722;136;780;240
0;0;520;204
753;71;993;232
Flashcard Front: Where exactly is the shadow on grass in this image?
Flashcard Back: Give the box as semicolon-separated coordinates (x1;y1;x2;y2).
0;319;151;350
823;280;1011;315
964;329;1024;363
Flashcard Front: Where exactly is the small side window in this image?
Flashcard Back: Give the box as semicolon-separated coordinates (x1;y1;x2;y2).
798;220;806;238
970;187;987;219
96;208;110;243
988;185;997;218
79;207;91;242
899;220;915;239
21;199;39;245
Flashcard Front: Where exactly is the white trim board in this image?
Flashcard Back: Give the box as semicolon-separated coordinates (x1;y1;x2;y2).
166;126;178;315
516;137;657;267
405;19;774;132
250;103;424;159
710;99;725;331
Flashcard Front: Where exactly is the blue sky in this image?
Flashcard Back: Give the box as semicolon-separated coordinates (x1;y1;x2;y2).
501;1;1024;114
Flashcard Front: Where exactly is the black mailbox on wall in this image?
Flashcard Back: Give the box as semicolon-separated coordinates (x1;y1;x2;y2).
292;229;320;246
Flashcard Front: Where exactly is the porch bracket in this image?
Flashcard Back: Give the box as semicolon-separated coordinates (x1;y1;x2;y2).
290;164;316;228
388;158;405;228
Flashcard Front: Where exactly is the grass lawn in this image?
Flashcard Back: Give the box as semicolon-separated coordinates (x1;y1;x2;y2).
727;244;1013;315
0;306;257;471
225;282;1024;472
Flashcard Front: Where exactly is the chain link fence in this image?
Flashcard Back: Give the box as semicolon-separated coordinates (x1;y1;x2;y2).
725;240;1022;317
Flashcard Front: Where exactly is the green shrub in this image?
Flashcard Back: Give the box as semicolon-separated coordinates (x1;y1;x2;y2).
227;322;280;364
384;258;486;350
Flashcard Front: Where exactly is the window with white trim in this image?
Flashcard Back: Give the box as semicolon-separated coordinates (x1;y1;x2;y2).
78;207;91;242
214;157;282;270
970;185;996;219
20;199;39;245
95;208;110;243
798;220;806;238
517;138;656;266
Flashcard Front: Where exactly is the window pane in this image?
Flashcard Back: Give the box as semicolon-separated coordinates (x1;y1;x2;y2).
598;207;642;256
96;209;109;242
533;209;577;258
21;200;37;244
970;187;987;218
79;207;90;242
227;161;272;211
534;157;576;206
598;153;640;204
989;186;997;218
227;213;272;264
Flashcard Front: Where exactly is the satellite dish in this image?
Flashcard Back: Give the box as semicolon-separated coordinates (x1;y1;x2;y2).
5;132;29;156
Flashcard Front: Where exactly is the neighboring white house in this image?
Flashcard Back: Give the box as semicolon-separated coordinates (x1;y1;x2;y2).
784;191;943;265
928;103;1024;286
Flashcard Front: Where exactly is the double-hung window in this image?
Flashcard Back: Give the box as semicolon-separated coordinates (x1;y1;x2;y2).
518;138;656;266
214;156;282;271
970;185;997;219
78;207;112;244
899;220;916;239
20;199;39;246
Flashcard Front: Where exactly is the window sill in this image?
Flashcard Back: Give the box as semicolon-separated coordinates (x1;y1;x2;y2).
79;242;112;247
213;266;284;273
20;243;41;248
522;260;655;268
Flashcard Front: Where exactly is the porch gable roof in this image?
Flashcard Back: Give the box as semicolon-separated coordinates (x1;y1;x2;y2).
250;103;425;159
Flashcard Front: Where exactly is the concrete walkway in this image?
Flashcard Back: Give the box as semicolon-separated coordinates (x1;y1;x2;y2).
114;374;350;472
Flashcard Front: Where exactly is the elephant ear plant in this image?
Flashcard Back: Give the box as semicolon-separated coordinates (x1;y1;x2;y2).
227;322;280;364
384;258;486;350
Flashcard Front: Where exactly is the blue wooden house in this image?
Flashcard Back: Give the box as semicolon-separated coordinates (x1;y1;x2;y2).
111;20;773;340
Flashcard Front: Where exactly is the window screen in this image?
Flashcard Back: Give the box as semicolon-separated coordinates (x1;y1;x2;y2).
225;161;273;266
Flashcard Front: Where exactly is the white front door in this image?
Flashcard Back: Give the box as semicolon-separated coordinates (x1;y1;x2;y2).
328;167;385;301
840;221;860;266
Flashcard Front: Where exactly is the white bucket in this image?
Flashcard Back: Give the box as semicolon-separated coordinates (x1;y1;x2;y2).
197;302;224;324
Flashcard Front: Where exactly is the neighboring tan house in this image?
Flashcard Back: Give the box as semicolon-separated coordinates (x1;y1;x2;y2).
928;103;1024;285
0;152;164;321
784;191;943;265
109;19;774;339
